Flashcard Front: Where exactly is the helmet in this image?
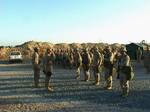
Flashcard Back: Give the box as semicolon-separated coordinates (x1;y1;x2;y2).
105;46;111;51
83;48;88;52
93;46;98;50
121;47;127;52
47;48;51;52
34;47;39;52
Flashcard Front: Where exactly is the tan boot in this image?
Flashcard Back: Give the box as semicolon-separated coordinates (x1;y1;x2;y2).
48;86;54;92
84;71;90;81
76;70;80;79
95;74;100;85
95;82;100;86
106;86;112;90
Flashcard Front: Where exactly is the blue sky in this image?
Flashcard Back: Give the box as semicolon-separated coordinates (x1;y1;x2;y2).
0;0;150;45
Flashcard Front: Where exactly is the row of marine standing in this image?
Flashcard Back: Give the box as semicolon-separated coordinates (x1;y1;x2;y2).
32;46;134;97
74;46;103;86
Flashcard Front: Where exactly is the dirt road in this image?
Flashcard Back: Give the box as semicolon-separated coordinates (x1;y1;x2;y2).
0;62;150;112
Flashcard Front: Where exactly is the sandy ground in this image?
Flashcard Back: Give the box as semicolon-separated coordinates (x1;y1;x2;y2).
0;61;150;112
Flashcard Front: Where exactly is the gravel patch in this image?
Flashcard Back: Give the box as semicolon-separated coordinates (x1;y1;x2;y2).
0;62;150;112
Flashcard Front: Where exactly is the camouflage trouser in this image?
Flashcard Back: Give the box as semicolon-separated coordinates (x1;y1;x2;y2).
104;68;112;88
83;64;90;81
33;64;40;87
76;62;82;78
93;66;101;83
69;60;74;69
120;72;129;95
45;71;52;88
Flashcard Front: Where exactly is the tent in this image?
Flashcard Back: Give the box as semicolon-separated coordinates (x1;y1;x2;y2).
126;43;144;60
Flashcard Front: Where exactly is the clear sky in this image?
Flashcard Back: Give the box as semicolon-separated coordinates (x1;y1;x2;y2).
0;0;150;46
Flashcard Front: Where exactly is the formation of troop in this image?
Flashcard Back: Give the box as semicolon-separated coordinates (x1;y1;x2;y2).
32;45;150;97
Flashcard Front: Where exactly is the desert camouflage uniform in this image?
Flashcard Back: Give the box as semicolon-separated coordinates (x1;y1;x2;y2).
103;47;114;90
32;48;40;87
119;48;130;97
74;49;82;79
82;48;92;81
68;50;74;69
43;48;55;91
92;47;103;85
